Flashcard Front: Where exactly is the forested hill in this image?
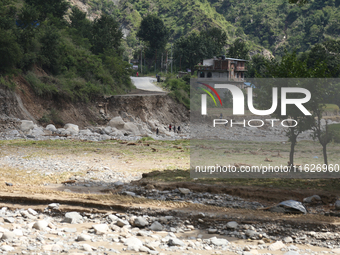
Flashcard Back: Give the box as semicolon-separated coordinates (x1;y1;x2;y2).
82;0;340;57
209;0;340;56
76;0;264;57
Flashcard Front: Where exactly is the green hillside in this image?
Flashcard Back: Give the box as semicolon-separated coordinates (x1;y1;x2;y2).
83;0;340;58
209;0;340;55
82;0;265;58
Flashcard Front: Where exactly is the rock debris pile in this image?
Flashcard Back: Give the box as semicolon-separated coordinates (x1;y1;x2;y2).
0;117;190;141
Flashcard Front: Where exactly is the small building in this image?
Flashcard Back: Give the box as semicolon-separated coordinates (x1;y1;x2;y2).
193;56;247;89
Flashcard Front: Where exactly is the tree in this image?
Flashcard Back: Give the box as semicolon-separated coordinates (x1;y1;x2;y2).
246;54;270;78
25;0;69;21
228;39;249;59
91;14;123;55
39;25;61;74
312;99;335;167
0;29;22;73
137;14;169;52
256;51;329;166
69;6;92;39
0;0;22;73
200;27;227;57
174;32;208;73
174;27;227;72
17;3;40;70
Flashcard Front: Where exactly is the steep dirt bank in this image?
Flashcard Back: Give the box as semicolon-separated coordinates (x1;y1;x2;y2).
0;75;189;130
105;94;188;126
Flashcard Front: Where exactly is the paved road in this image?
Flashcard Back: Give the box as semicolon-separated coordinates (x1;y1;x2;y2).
130;77;164;92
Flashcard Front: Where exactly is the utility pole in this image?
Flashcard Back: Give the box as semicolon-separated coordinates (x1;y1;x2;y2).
161;53;163;75
140;44;142;74
180;56;181;71
166;50;168;74
171;43;173;74
155;49;157;73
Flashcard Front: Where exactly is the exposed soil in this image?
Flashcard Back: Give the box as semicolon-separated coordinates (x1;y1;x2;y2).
0;75;188;130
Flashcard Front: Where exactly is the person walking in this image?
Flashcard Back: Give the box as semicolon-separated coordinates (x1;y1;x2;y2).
173;125;176;133
136;71;139;77
177;126;180;133
169;124;171;132
156;128;159;136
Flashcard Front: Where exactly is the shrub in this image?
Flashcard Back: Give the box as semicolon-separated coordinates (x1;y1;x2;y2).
24;71;58;96
328;123;340;143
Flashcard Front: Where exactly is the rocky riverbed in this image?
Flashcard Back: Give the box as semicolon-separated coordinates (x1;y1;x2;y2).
1;115;340;254
0;204;339;255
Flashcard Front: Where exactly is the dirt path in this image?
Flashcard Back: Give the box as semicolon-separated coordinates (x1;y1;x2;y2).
130;77;164;92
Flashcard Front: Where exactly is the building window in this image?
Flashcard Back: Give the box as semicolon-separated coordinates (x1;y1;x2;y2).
207;72;212;78
200;71;205;78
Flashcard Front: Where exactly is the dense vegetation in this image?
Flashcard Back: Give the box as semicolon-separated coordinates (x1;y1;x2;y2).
83;0;340;60
209;0;340;56
0;0;133;102
2;0;340;107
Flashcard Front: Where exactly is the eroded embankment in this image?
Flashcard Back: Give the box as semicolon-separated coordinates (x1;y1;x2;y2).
0;77;189;131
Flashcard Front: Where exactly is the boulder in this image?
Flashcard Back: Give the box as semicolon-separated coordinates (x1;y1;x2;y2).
268;241;285;251
79;129;93;136
33;220;48;230
134;217;148;227
210;237;228;246
303;195;321;203
100;134;111;141
149;221;163;231
226;221;238;229
64;123;79;135
111;129;124;137
81;244;94;251
178;188;190;194
64;212;82;224
1;245;14;252
108;116;125;129
123;122;140;136
20;120;34;132
284;252;300;255
107;214;119;222
92;224;109;235
103;126;112;135
31;127;45;137
1;232;16;240
168;238;185;247
125;237;143;251
116;219;129;227
335;200;340;210
76;234;91;241
60;130;71;136
283;236;293;243
45;124;57;132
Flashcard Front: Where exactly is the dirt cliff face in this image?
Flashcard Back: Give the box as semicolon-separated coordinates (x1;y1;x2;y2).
0;76;189;130
105;95;189;126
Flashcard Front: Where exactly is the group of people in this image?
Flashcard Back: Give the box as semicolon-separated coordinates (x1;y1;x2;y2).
168;124;180;133
155;124;181;136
